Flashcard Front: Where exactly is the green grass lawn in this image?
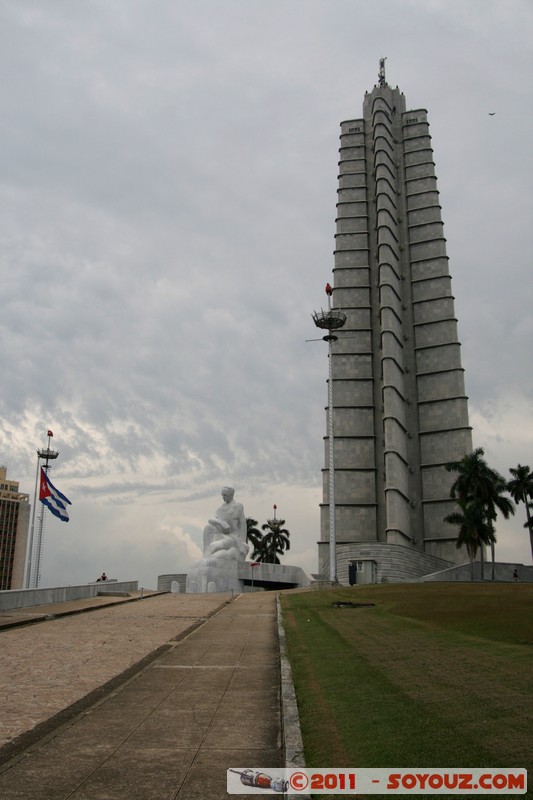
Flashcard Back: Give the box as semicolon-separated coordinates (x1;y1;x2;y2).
281;583;533;799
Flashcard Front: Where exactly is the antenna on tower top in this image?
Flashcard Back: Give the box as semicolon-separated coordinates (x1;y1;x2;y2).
378;57;387;88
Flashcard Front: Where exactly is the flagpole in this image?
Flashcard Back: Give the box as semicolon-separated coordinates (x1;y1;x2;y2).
27;432;59;588
24;454;42;589
31;486;46;589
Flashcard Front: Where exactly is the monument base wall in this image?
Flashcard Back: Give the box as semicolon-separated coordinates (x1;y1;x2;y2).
318;542;452;584
186;560;243;593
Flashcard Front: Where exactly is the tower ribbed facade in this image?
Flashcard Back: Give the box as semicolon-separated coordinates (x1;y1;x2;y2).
319;73;472;583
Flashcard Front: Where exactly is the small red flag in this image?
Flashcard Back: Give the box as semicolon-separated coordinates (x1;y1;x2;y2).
325;283;333;295
47;430;54;437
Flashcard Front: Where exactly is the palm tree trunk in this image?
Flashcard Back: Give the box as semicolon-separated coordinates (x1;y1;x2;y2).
491;540;495;581
525;497;533;563
480;546;484;581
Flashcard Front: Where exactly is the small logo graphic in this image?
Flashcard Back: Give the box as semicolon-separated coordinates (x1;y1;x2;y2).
227;769;288;793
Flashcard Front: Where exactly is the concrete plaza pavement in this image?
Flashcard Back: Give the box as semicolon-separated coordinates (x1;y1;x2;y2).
0;591;284;799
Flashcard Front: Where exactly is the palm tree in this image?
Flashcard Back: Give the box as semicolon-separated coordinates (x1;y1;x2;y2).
445;448;515;579
483;471;515;580
246;518;265;561
444;499;495;581
507;464;533;562
446;448;496;507
260;506;291;564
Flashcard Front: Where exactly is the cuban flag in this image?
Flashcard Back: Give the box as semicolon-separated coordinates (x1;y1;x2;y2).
39;467;72;522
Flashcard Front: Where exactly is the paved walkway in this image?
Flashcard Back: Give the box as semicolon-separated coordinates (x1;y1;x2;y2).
0;592;229;749
0;592;282;799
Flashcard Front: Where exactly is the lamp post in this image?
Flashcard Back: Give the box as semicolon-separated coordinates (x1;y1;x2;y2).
266;503;278;529
311;285;346;583
250;561;259;591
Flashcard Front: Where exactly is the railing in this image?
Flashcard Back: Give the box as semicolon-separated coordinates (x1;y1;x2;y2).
0;580;139;611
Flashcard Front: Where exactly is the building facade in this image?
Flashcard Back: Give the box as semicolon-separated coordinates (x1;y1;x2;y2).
319;67;472;583
0;466;30;589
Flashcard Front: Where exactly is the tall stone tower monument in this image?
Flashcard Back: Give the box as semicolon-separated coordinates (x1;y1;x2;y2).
319;61;472;583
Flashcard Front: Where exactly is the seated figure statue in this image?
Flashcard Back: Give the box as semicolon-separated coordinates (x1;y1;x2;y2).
186;487;249;592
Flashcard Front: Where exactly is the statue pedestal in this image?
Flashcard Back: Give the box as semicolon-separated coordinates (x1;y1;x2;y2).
186;558;243;593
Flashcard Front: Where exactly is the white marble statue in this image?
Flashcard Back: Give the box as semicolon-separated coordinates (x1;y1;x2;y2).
186;487;248;593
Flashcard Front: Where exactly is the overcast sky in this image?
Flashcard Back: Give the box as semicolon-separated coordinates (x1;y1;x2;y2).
1;0;532;589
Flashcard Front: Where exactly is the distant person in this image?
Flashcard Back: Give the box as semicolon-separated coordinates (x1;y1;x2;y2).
513;569;519;582
97;572;108;581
